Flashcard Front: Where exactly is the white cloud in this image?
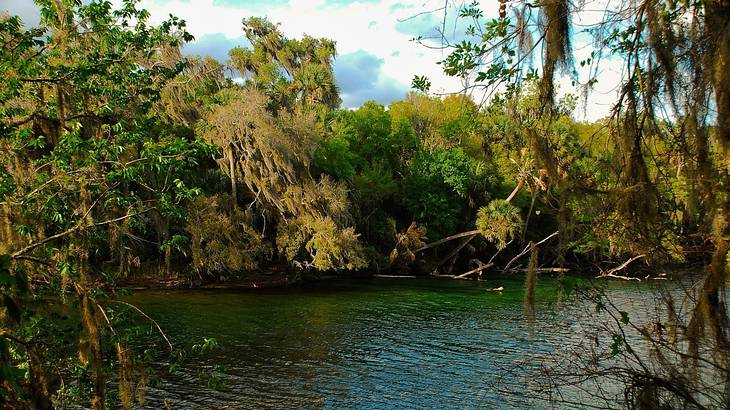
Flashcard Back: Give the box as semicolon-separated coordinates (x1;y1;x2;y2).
3;0;622;120
138;0;464;106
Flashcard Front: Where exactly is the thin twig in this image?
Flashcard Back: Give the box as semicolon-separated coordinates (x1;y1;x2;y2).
109;300;173;352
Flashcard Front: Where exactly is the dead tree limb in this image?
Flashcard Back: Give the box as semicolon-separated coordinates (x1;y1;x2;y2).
502;230;559;272
415;230;480;253
506;177;526;203
519;267;569;273
11;208;153;258
595;254;646;281
109;300;173;352
436;233;478;268
454;262;495;279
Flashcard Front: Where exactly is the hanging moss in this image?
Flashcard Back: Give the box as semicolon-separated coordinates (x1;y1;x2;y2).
276;215;367;271
524;241;538;312
186;194;272;276
539;0;571;113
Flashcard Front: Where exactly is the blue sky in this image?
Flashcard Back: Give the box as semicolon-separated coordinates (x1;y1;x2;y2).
4;0;621;120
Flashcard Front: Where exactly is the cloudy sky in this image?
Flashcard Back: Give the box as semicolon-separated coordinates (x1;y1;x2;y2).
5;0;622;120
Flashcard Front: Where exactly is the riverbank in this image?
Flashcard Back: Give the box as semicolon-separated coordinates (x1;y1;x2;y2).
112;260;701;291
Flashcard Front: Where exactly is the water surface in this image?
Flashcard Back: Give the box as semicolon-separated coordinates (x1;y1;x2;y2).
126;276;661;409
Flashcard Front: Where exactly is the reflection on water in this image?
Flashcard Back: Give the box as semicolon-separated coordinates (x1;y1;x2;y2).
126;277;658;409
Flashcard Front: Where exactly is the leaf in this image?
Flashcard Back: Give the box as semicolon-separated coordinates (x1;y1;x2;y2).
559;276;576;297
620;311;630;324
610;334;623;357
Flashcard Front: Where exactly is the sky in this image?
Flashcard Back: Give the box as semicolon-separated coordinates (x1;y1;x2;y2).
4;0;622;121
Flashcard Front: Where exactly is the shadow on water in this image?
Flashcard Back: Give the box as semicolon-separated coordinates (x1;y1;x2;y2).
125;276;667;409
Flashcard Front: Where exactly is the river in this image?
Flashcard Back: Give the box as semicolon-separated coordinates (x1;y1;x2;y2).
125;275;688;409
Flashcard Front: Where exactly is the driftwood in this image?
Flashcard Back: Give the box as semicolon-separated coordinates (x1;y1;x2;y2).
595;254;646;281
373;274;417;279
502;231;559;272
431;273;458;279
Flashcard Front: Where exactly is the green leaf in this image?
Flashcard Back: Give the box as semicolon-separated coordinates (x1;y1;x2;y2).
559;276;576;297
620;311;630;324
0;270;12;286
610;334;623;356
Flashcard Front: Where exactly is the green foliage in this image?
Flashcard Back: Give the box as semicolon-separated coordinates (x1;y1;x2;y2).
336;101;417;171
230;17;340;110
352;165;398;207
313;134;356;180
410;149;474;196
191;337;219;354
0;1;727;407
402;172;464;236
401;148;478;235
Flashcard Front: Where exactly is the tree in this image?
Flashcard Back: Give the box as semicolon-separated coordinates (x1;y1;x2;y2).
0;2;206;407
229;17;340;110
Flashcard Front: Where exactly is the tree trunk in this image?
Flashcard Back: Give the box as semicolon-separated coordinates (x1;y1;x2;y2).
506;178;525;203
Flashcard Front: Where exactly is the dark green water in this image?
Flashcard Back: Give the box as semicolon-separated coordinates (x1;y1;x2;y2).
126;276;659;409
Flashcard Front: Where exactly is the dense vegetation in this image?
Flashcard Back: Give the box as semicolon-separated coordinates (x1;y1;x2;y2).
0;0;727;408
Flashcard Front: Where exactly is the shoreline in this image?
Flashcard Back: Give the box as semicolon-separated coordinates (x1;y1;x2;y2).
111;261;702;291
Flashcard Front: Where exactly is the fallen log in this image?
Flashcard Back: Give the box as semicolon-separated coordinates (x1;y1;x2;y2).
518;267;569;273
436;233;479;272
